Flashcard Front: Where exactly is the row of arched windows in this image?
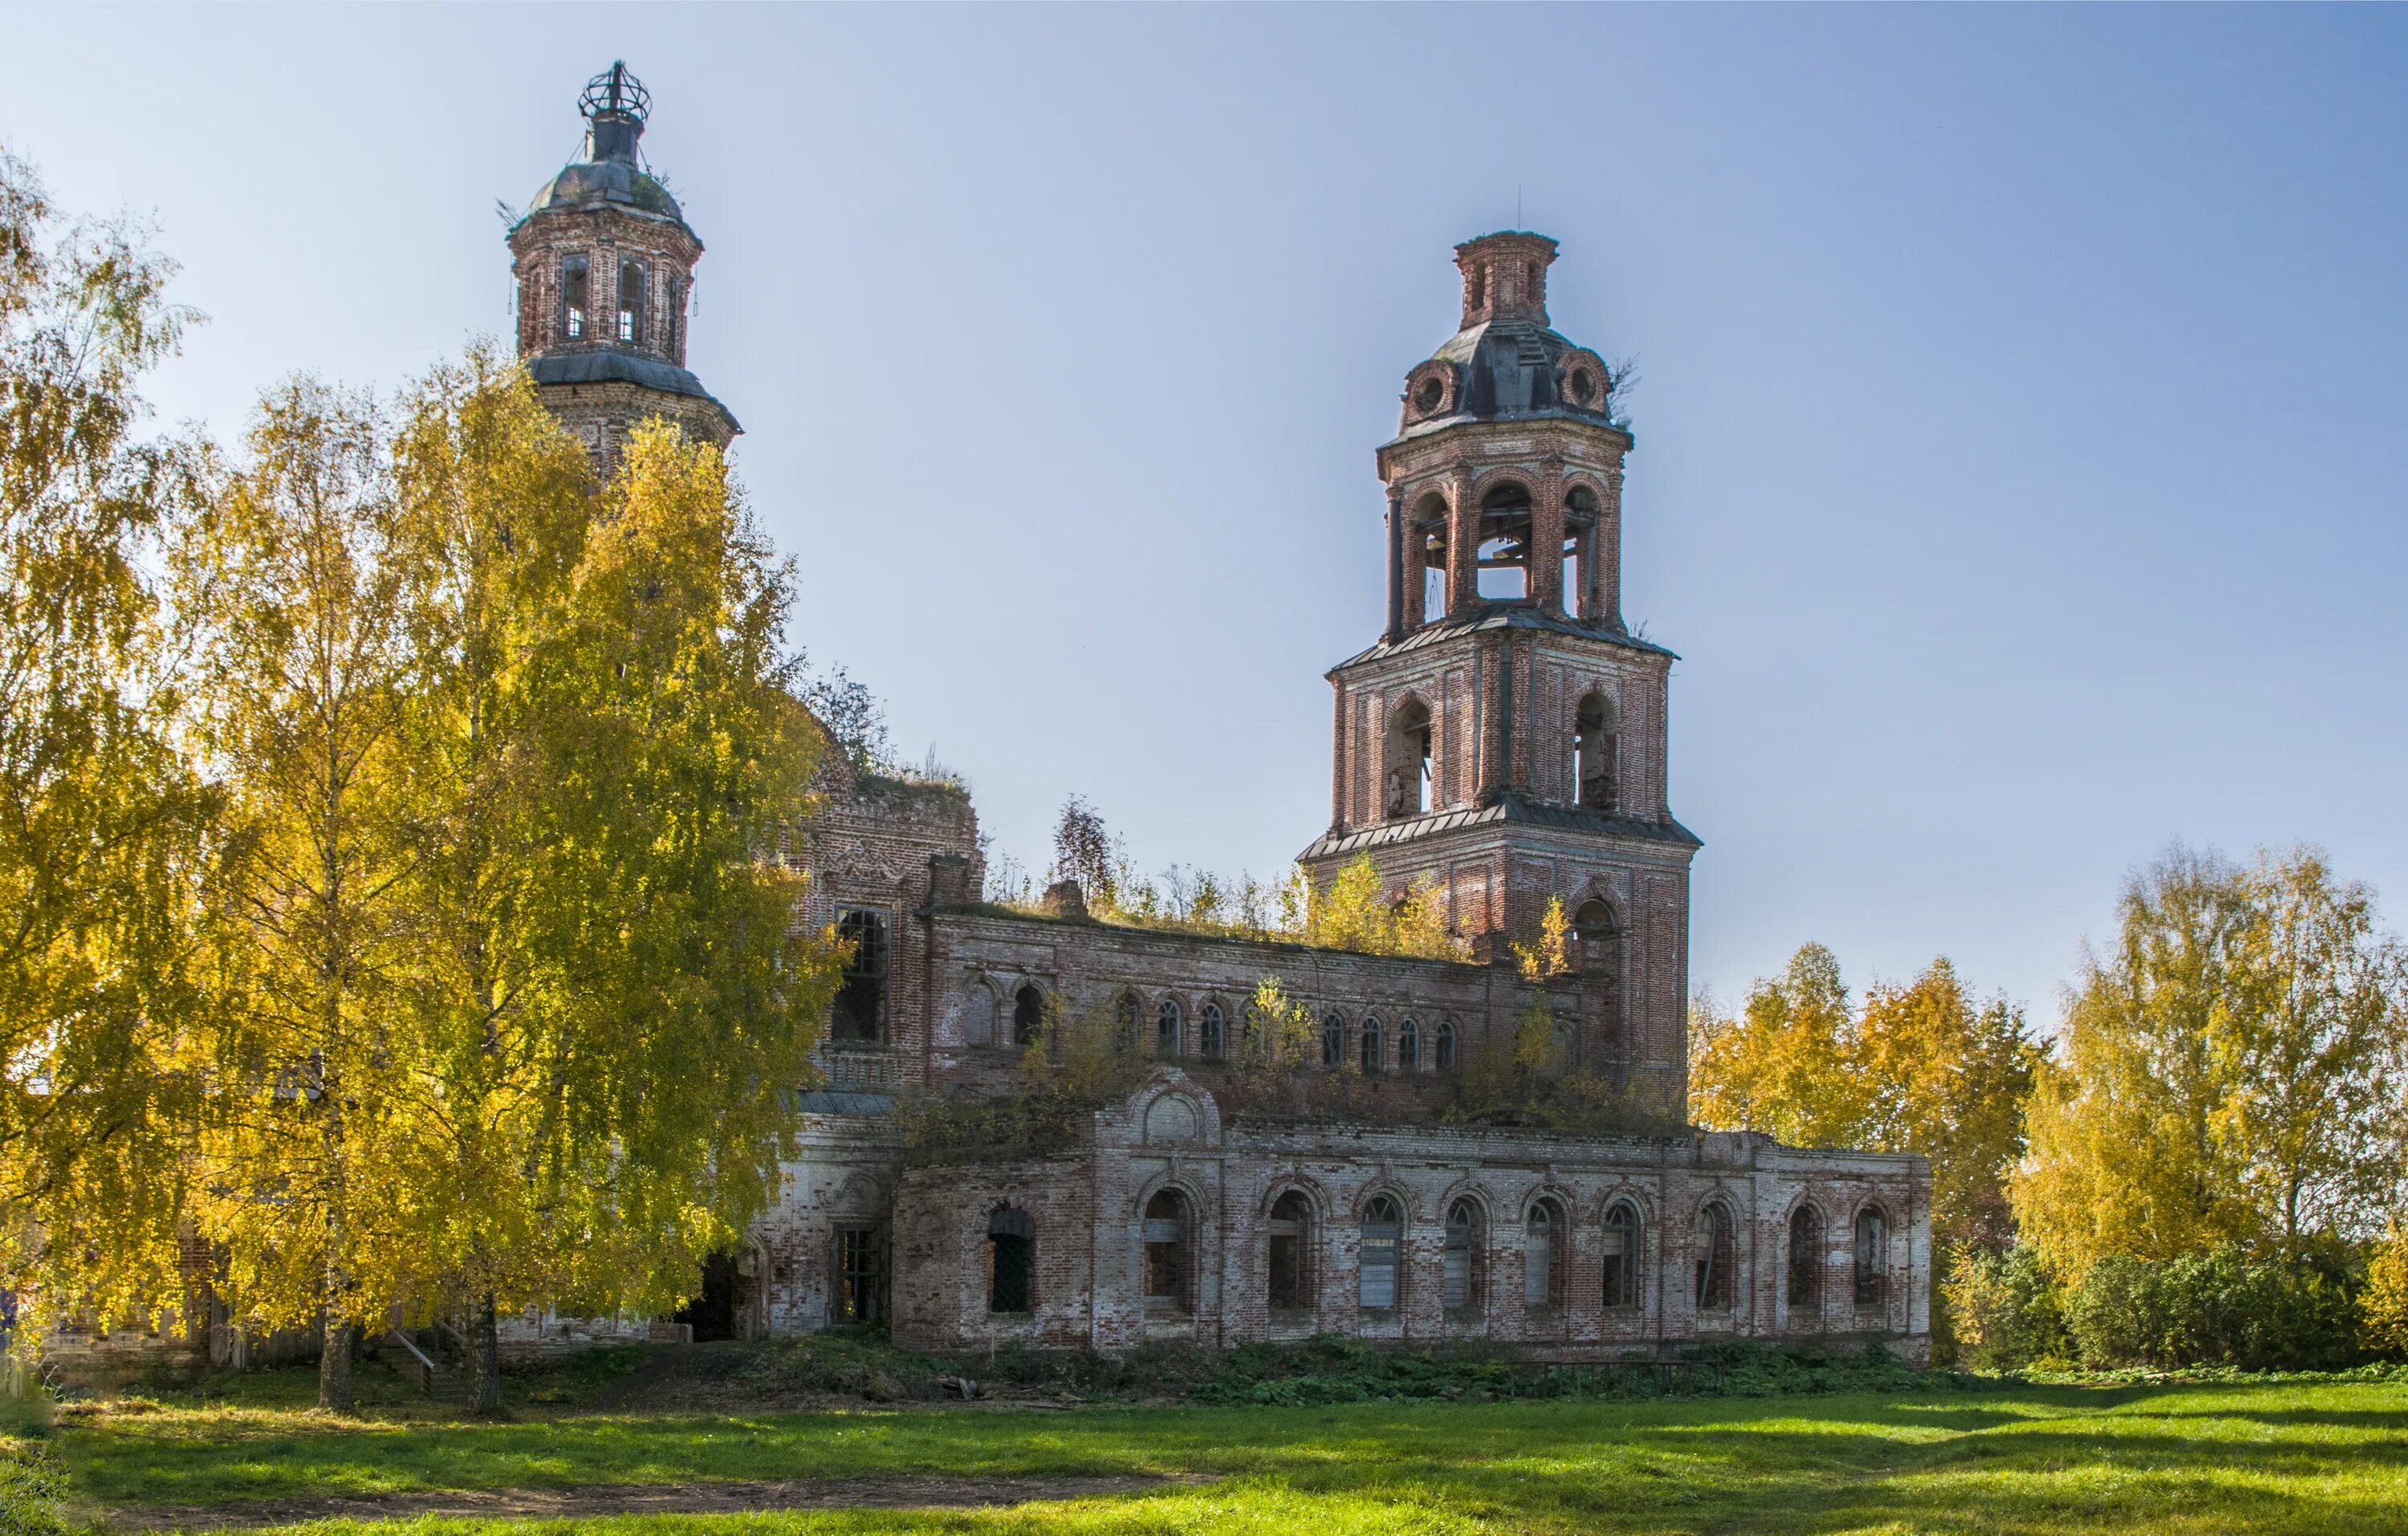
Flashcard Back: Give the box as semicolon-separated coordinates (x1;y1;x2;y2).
966;981;1462;1073
982;1192;1891;1321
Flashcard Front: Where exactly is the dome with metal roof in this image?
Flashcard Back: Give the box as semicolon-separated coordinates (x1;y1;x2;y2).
522;62;689;228
1395;231;1622;437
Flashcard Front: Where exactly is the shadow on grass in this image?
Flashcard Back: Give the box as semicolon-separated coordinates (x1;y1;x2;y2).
60;1382;2408;1536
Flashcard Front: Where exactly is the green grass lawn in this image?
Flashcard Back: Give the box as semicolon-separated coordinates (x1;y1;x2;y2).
40;1374;2408;1534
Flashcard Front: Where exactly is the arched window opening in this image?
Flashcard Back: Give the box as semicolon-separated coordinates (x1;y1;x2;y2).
1387;699;1434;819
1012;985;1043;1048
1475;484;1534;601
616;257;646;344
1525;1200;1564;1310
831;909;889;1043
1414;494;1451;621
1602;1201;1640;1308
1397;1018;1421;1072
1434;1021;1458;1072
1157;998;1182;1058
967;984;1000;1048
1360;1016;1384;1075
1573;692;1617;812
1239;1002;1262;1064
665;274;683;360
1142;1189;1190;1315
1572;900;1617;977
1199;1002;1226;1062
1444;1199;1482;1313
987;1207;1034;1314
1267;1192;1312;1313
561;253;589;340
1694;1202;1735;1311
1788;1205;1824;1310
1563;486;1599;620
1112;992;1140;1053
1320;1011;1345;1071
1855;1208;1888;1309
1360;1195;1403;1311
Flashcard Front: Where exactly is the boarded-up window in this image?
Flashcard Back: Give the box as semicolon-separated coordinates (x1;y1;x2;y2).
1142;1190;1188;1313
1444;1200;1480;1311
1359;1196;1402;1310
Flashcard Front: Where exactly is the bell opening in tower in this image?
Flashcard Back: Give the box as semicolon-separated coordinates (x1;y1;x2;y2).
1474;483;1533;601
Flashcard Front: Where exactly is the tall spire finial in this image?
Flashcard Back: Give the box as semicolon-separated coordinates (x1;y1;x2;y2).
578;61;651;164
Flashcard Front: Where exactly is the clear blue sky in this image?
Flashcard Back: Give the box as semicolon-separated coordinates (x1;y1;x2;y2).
10;5;2406;1026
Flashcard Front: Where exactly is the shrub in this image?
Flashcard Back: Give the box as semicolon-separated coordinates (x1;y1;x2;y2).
1946;1245;2071;1369
2063;1245;2360;1371
2363;1229;2408;1359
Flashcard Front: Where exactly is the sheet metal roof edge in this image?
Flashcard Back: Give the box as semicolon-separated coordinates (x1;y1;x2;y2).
1296;800;1702;860
1328;607;1678;674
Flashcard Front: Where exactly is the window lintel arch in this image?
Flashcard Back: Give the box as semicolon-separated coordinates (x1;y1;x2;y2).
1522;1186;1577;1227
1350;1182;1420;1224
1435;1180;1497;1225
1406;486;1454;524
1133;1172;1212;1225
1468;466;1542;505
1260;1178;1329;1224
1559;466;1613;514
1588;1185;1657;1228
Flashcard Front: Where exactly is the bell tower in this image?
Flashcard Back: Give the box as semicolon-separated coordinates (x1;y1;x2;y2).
1299;233;1699;1107
506;63;738;465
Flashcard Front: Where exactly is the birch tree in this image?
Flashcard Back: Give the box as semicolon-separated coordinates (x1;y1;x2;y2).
179;380;422;1412
0;147;211;1334
2013;846;2406;1276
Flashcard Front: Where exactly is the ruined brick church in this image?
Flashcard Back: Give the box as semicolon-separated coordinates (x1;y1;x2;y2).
510;67;1931;1363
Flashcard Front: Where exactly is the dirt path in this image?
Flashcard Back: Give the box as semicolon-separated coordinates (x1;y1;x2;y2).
107;1474;1200;1530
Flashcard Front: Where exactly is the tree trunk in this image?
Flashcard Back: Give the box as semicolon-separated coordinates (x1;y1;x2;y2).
318;1315;354;1412
470;1292;503;1416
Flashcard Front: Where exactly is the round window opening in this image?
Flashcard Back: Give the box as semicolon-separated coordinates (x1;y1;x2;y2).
1570;368;1596;404
1415;376;1446;413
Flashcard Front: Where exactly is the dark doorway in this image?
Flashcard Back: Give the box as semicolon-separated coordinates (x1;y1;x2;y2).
988;1207;1034;1314
677;1250;738;1342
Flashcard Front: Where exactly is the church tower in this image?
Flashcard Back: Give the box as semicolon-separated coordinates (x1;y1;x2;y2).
1300;233;1698;1103
507;63;738;464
